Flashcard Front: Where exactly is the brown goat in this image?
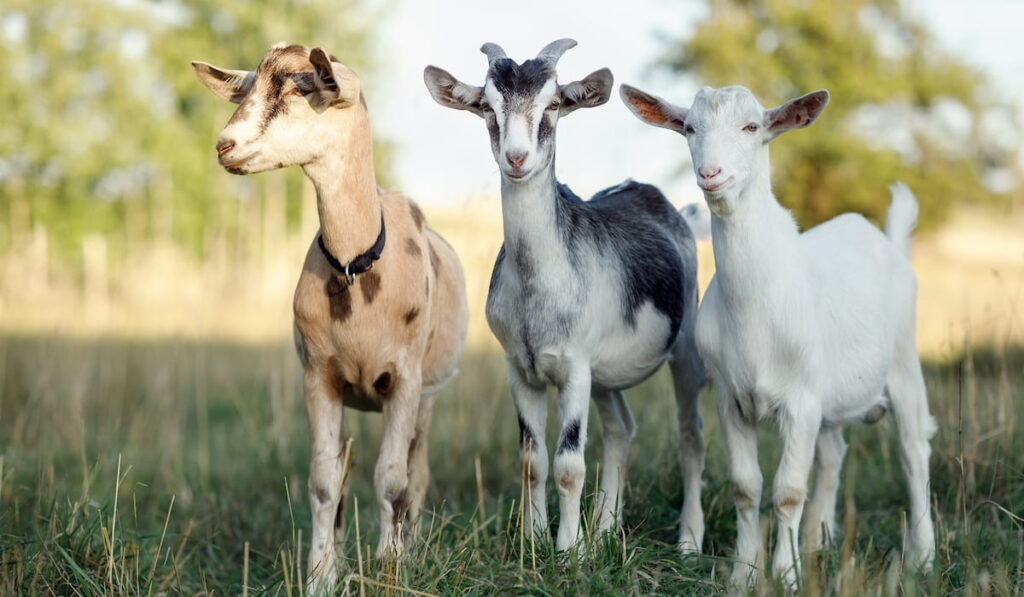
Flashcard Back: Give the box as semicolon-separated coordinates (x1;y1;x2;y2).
193;43;468;593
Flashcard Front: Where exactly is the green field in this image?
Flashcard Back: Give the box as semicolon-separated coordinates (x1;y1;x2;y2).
0;335;1021;595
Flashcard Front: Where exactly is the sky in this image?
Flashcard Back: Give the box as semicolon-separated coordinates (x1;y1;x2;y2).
366;0;1024;207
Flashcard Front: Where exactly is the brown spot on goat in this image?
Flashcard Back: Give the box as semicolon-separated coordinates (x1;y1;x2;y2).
359;271;381;304
326;356;352;398
374;369;395;397
409;201;425;230
325;276;352;322
404;307;420;325
404;237;421;257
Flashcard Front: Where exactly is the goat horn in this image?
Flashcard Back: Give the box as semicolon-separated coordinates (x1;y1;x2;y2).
480;42;508;66
536;38;577;66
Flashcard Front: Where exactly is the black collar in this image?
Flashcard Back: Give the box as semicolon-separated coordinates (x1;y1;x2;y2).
318;212;386;286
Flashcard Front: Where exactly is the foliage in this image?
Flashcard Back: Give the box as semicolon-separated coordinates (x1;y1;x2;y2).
661;0;1020;230
0;0;391;259
1;337;1021;594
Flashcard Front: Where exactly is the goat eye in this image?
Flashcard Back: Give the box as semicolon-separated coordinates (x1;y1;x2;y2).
547;101;559;111
480;102;492;113
743;123;759;133
684;125;696;135
288;88;306;97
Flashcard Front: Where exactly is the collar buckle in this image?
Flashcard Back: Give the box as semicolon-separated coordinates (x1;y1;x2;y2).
318;212;387;284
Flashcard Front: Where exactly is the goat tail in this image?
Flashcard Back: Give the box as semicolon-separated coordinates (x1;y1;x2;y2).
680;202;711;241
885;181;919;257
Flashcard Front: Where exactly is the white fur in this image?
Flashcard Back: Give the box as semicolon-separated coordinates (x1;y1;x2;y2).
483;79;560;182
622;83;936;587
485;174;696;551
427;46;706;554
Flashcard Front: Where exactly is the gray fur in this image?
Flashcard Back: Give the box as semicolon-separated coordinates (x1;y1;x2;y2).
428;40;707;552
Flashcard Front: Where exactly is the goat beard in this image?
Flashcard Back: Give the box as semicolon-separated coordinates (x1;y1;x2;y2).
704;193;734;217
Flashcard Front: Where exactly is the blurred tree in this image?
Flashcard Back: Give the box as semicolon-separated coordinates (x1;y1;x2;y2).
0;0;392;259
662;0;1019;230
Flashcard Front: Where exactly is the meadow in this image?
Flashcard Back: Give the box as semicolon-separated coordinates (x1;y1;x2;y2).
0;336;1021;595
1;207;1023;596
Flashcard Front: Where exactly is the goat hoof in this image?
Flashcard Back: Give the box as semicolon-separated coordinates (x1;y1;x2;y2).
678;538;702;555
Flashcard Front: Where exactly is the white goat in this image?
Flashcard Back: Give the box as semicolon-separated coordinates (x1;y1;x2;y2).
621;83;936;587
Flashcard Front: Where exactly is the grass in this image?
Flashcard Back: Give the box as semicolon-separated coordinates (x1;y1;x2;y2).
0;334;1021;595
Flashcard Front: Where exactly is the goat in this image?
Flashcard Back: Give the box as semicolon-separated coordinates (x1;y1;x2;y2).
424;40;707;553
621;83;936;587
193;43;469;594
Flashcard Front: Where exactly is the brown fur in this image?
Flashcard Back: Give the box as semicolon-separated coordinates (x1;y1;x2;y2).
295;192;468;412
325;277;353;322
374;370;395;396
283;50;468;584
197;43;468;590
359;270;382;304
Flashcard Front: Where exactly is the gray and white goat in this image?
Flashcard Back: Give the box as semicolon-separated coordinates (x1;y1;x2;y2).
424;39;707;552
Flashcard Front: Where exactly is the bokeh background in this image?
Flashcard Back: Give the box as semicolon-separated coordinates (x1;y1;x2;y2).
1;0;1023;594
1;0;1021;354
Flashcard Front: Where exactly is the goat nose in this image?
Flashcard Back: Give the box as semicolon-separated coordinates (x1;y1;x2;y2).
506;151;527;169
216;139;236;156
698;166;722;180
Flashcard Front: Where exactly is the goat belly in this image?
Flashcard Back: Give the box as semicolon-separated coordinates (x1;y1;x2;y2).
590;309;675;389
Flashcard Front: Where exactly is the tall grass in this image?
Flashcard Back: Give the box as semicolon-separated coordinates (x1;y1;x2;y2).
1;335;1021;595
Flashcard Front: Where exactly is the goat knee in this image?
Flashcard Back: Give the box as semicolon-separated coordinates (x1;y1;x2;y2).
773;484;807;523
310;480;338;509
732;472;762;510
521;448;548;486
309;459;343;512
375;461;409;514
553;454;585;497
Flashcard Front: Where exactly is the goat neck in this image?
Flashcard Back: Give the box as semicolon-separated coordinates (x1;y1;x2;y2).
498;157;574;284
498;158;566;271
709;156;801;301
301;102;383;264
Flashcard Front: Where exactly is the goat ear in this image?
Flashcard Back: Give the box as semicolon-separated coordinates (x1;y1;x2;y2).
308;47;360;111
559;68;613;116
192;61;254;104
423;66;483;116
619;84;688;132
764;89;829;139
